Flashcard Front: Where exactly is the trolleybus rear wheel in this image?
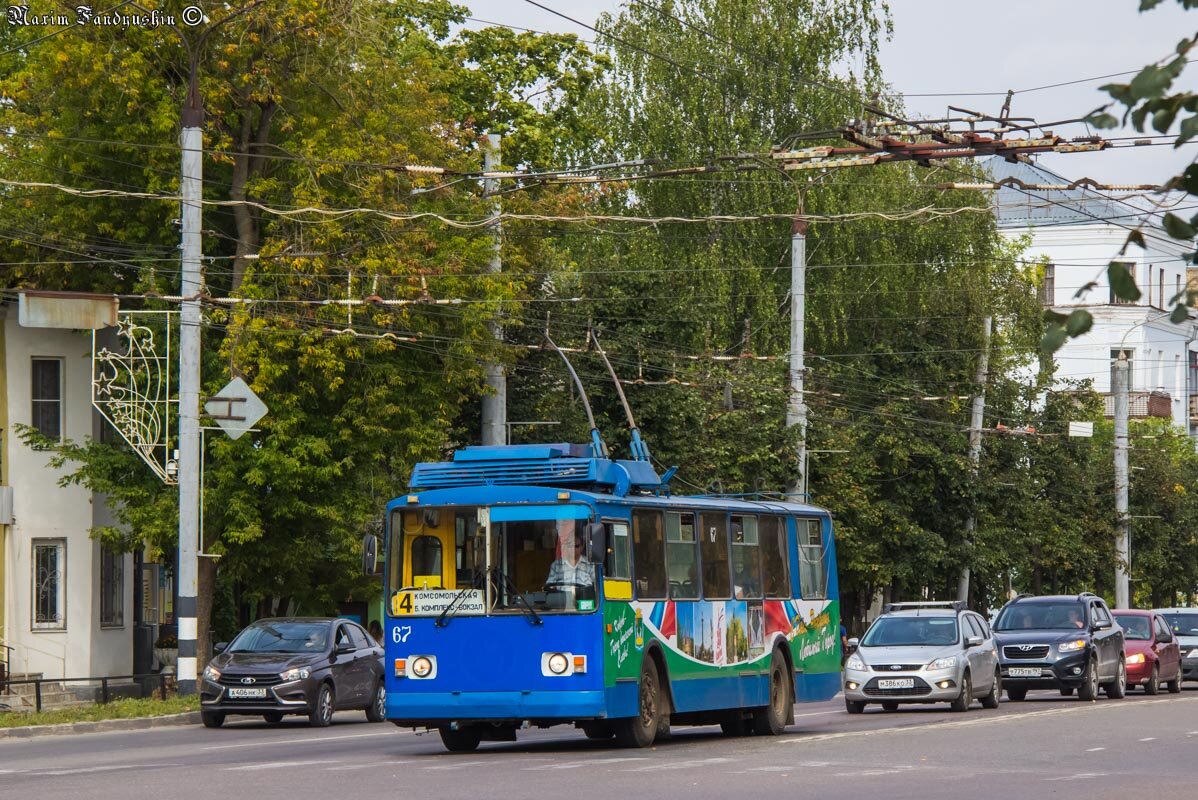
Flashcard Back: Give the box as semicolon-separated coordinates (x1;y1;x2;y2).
752;649;792;735
615;657;661;748
439;725;482;752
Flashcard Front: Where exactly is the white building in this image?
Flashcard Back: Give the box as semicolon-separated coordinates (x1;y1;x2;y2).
990;158;1198;435
1;294;134;681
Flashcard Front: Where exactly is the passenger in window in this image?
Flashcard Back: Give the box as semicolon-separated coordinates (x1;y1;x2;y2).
1066;608;1085;629
545;519;595;588
733;560;760;599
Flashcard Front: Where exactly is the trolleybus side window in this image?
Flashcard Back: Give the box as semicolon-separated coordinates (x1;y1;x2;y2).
665;511;700;599
797;518;826;599
760;515;790;598
632;509;667;599
454;513;482;587
730;515;762;599
605;521;631;580
700;513;731;599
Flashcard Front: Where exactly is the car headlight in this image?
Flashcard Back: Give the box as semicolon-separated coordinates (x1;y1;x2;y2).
279;667;311;682
203;664;221;682
410;656;434;678
1125;653;1146;665
845;654;867;671
1058;639;1087;653
928;656;956;670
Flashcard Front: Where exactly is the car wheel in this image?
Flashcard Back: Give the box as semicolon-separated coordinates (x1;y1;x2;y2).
1104;658;1127;699
308;683;335;728
365;682;386;723
949;671;972;713
263;712;284;725
981;669;1001;709
844;699;865;714
1006;686;1027;702
1145;663;1160;696
1078;658;1099;701
614;657;661;748
201;712;225;729
752;649;792;735
881;701;899;712
438;725;482;752
1167;670;1183;694
1059;687;1074;697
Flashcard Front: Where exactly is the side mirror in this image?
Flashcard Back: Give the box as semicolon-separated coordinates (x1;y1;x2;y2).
336;642;355;655
1157;632;1174;644
214;642;228;654
965;635;983;648
362;534;379;576
846;637;860;650
586;522;607;565
1092;619;1112;631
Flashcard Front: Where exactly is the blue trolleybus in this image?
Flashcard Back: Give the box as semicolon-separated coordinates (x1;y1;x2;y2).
374;441;842;751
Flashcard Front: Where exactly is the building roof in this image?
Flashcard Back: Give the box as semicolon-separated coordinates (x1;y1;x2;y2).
986;157;1149;230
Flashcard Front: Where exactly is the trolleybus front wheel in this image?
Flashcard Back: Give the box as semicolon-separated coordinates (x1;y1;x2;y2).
615;657;661;748
439;725;482;752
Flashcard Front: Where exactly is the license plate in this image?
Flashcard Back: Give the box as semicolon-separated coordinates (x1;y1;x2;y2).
1008;667;1040;678
227;687;267;699
877;678;914;689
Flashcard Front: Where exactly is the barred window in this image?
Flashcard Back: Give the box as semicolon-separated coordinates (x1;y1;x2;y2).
100;546;124;627
33;539;66;630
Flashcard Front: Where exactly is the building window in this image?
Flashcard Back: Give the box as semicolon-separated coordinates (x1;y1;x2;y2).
100;546;124;628
33;539;66;630
1111;349;1134;392
1160;268;1166;309
1038;264;1055;306
31;358;63;440
1110;262;1136;305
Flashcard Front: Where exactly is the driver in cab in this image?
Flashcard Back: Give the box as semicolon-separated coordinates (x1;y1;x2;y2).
545;519;595;588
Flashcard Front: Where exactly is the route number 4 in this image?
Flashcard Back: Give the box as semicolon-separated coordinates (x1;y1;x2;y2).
392;625;412;644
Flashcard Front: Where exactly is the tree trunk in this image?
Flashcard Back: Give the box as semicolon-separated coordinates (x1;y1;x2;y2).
229;100;277;292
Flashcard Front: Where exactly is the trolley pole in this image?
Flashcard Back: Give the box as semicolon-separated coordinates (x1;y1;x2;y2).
787;214;808;499
481;133;506;446
958;315;991;602
1114;352;1130;609
177;61;203;695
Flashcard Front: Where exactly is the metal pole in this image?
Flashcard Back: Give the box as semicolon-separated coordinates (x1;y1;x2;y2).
1115;352;1130;609
480;133;506;446
177;64;203;695
958;315;992;602
787;216;808;499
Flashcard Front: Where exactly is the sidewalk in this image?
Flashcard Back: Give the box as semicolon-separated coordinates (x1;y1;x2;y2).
0;711;200;740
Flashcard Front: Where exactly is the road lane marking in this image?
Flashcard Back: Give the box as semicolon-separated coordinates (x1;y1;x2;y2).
629;757;734;772
791;710;848;719
202;729;404;751
1139;737;1157;742
1086;747;1105;752
226;760;341;771
421;760;489;770
34;764;176;776
1046;773;1106;781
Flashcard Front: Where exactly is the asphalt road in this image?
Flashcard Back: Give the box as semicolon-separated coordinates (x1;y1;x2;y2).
4;688;1198;800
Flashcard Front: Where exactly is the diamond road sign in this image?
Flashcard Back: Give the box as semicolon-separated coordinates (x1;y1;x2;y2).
204;377;267;440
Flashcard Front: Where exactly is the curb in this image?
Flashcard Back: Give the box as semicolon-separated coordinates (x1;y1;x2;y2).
0;711;200;740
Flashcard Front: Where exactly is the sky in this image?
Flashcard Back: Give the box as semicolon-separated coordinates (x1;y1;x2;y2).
468;0;1198;187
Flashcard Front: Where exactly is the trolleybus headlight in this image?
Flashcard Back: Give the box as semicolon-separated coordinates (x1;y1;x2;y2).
547;653;570;675
411;656;435;678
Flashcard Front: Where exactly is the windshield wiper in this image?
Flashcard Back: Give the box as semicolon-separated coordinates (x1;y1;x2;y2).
495;568;542;626
435;568;485;628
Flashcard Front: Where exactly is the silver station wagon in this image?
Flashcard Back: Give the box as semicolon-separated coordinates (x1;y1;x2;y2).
843;601;1001;713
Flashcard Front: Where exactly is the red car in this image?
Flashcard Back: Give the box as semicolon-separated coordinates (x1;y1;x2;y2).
1112;610;1182;694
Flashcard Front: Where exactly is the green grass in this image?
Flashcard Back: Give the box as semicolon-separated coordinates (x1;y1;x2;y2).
0;695;199;728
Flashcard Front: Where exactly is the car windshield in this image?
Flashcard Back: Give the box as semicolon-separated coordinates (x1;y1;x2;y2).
1113;615;1151;640
994;602;1087;631
861;616;958;647
228;622;329;654
1160;612;1198;637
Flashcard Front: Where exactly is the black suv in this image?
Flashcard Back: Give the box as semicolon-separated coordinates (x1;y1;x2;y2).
992;593;1126;701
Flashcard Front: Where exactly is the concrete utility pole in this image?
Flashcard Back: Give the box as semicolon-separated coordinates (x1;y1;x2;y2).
1114;352;1131;609
177;64;203;695
787;214;808;499
481;133;506;446
958;315;992;602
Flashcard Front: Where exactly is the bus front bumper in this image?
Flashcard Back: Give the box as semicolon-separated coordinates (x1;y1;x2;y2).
387;689;609;725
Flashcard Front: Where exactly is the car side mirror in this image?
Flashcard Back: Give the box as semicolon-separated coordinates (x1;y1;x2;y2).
586;522;607;565
965;635;983;648
1092;619;1111;631
1157;632;1173;644
846;637;859;649
214;642;228;654
336;642;355;655
361;534;380;576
